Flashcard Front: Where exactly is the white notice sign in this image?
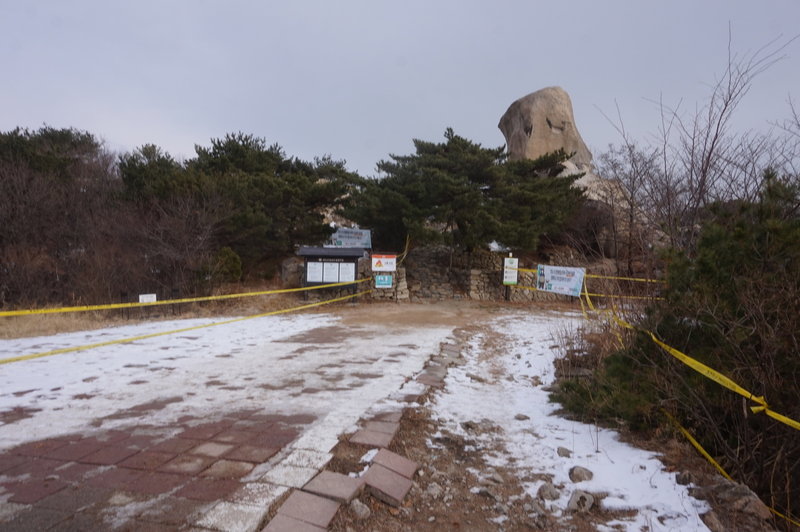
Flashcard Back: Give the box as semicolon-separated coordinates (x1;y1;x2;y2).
536;265;585;297
339;262;356;283
323;262;339;283
139;293;157;303
503;258;519;286
371;254;397;272
306;262;323;283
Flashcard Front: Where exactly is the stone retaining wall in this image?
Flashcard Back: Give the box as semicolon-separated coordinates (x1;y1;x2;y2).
282;246;623;303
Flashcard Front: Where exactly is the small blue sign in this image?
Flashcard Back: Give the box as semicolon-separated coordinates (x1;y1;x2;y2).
375;274;393;288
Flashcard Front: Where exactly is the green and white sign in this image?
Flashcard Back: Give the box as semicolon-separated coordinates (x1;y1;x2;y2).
503;257;519;286
375;274;393;288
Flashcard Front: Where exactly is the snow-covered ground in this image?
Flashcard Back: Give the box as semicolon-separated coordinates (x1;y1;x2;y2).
432;310;710;531
0;305;710;530
0;312;453;450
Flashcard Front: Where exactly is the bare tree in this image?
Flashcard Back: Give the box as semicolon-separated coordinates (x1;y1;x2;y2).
651;33;796;251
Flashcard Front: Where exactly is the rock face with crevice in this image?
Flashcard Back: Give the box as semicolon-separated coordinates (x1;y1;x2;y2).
498;86;593;171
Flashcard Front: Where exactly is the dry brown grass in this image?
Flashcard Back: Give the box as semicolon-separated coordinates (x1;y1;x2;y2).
0;292;313;339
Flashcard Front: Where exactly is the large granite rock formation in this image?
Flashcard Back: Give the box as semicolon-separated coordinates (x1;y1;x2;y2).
498;86;593;171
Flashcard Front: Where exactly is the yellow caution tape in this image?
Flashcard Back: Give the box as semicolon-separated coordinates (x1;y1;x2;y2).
508;268;665;285
646;332;768;408
0;290;372;366
662;409;800;528
585;273;667;283
396;235;411;266
584;284;800;524
769;508;800;528
0;279;371;317
580;288;800;433
754;407;800;432
582;291;665;301
662;410;733;481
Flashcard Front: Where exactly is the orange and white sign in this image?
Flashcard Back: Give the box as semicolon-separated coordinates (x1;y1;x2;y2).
371;254;397;272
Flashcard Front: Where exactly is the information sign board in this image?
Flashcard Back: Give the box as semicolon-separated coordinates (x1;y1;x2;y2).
536;265;585;297
330;228;372;248
339;262;356;283
503;258;519;286
375;274;393;288
322;262;339;283
139;293;157;303
306;262;323;283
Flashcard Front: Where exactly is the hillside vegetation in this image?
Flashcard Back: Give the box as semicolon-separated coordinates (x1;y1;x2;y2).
0;128;583;308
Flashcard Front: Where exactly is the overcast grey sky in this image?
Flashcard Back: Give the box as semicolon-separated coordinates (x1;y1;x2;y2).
2;1;799;176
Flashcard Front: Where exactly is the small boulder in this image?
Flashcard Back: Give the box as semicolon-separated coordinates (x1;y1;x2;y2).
569;466;594;483
567;490;594;512
537;482;560;501
350;498;371;520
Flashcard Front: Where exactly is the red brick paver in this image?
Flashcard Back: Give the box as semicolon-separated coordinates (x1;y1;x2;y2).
263;513;327;532
118;450;177;470
7;478;68;504
201;459;254;479
350;429;393;448
174;478;240;501
363;420;400;436
3;457;63;478
303;470;364;503
10;439;68;457
149;437;197;454
79;445;139;465
225;444;279;463
159;454;215;475
45;440;106;461
189;441;235;458
36;485;112;512
372;448;418;479
276;490;340;528
86;466;144;489
363;463;413;507
0;454;28;473
127;471;187;495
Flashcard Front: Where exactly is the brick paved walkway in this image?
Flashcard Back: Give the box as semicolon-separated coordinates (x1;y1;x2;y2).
0;410;315;530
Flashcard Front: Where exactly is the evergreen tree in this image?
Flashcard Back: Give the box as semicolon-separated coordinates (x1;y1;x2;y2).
345;129;584;253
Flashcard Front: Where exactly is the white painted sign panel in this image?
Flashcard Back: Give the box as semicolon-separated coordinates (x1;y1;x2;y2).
536;265;585;297
139;293;157;303
322;262;339;283
339;262;356;283
371;254;397;272
306;262;324;283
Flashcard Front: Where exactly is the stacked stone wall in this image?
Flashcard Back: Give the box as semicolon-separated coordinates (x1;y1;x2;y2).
282;246;621;304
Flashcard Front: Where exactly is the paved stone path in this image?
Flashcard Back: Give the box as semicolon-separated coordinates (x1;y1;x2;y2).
0;343;463;531
0;305;475;530
0;409;317;530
